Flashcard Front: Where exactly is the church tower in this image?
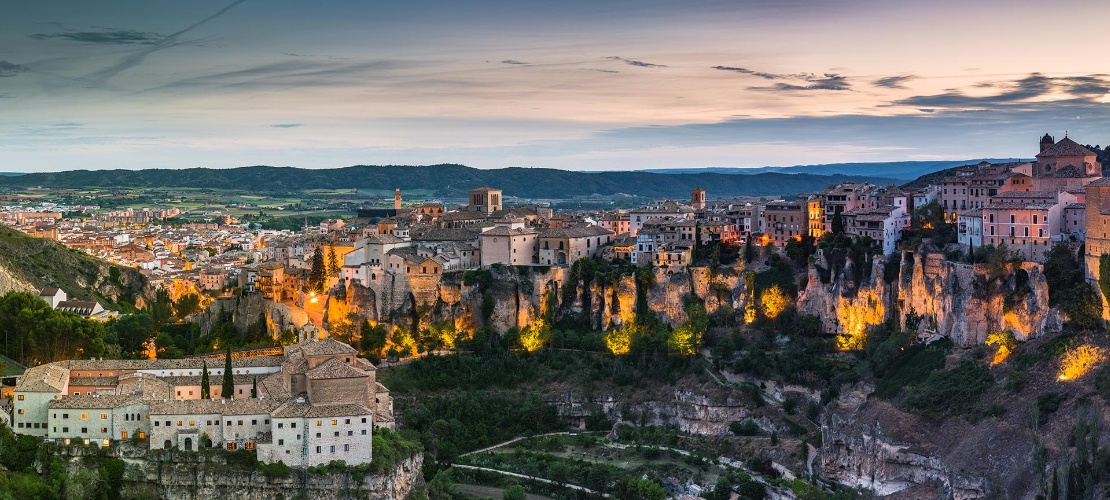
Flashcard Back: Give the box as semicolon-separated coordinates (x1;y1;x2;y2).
394;188;402;210
691;187;706;210
1040;133;1055;153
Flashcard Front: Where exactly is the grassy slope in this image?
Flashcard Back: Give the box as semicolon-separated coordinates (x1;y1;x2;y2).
0;225;145;306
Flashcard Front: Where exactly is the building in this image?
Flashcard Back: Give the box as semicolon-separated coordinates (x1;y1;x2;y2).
957;208;983;248
10;338;392;467
691;188;706;211
468;187;503;216
536;226;614;267
842;206;909;255
479;226;538;266
983;190;1076;262
1031;134;1102;193
761;201;806;247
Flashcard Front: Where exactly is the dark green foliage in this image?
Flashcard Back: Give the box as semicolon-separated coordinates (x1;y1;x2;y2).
308;246;326;293
359;321;388;357
730;419;761;436
1043;243;1102;330
401;392;562;470
869;331;950;399
96;457;126;499
615;476;667;500
200;361;211;399
1100;254;1110;303
463;269;493;290
222;346;234;398
0;291;107;365
368;427;424;474
1034;392;1068;426
0;164;900;199
754;254;798;297
901;361;994;419
260;460;292;479
480;293;496;323
502;485;527;500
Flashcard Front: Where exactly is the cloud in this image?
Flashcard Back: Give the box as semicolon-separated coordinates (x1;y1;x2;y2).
501;59;528;65
271;123;303;128
0;60;28;77
872;74;918;89
606;56;666;68
151;59;419;92
81;0;248;86
30;28;165;45
712;65;851;91
894;73;1110;109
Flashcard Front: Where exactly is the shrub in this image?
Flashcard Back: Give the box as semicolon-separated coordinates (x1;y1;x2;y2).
261;460;292;479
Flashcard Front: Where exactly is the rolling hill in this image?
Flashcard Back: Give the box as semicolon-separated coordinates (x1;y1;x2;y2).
0;164;901;199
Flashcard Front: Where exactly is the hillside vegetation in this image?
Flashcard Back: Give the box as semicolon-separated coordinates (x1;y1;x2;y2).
0;164;900;198
0;225;145;306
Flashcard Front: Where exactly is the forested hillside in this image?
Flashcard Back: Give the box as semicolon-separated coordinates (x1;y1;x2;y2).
0;164;899;199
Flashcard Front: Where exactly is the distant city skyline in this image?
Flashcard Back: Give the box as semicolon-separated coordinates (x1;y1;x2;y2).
2;0;1110;172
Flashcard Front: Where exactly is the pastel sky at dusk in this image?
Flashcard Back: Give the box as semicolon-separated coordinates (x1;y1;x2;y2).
2;0;1110;172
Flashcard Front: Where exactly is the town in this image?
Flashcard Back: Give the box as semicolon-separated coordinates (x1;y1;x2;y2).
0;133;1106;488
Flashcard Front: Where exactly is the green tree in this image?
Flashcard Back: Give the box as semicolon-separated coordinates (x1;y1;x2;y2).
327;245;340;275
502;485;527;500
308;246;327;293
615;477;666;500
200;361;211;399
173;293;202;319
1099;253;1110;303
831;209;844;235
359;321;388;356
251;377;258;398
221;346;234;398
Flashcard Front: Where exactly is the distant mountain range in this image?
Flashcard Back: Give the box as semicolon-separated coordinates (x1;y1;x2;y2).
0;164;908;199
642;159;1030;181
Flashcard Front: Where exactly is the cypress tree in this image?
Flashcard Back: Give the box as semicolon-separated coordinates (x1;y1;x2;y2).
251;377;258;398
221;346;234;399
200;361;211;399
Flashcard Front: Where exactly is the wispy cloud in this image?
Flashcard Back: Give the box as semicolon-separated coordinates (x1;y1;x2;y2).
0;60;29;77
271;123;303;128
500;59;528;65
606;56;666;68
30;28;165;45
81;0;248;86
894;73;1110;109
713;65;851;91
872;74;918;89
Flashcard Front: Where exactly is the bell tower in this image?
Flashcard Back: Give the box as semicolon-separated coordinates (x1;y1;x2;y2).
394;188;402;210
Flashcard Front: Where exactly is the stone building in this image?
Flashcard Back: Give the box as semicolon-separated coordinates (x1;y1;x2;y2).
10;338;392;467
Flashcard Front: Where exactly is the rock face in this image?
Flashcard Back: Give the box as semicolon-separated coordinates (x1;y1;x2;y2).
194;292;313;338
798;250;1063;348
63;442;423;500
821;412;988;499
324;264;748;337
545;383;758;436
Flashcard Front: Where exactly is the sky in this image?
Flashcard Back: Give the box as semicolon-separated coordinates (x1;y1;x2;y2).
2;0;1110;172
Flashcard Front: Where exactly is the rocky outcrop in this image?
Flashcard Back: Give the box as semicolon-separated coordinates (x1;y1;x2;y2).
546;383;767;436
324;263;749;337
798;250;1063;348
61;442;423;500
821;412;989;499
194;292;314;338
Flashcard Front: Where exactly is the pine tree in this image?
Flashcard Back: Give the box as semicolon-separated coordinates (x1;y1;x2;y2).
221;346;234;399
327;245;340;275
200;360;211;399
251;377;258;398
832;210;845;235
309;246;326;293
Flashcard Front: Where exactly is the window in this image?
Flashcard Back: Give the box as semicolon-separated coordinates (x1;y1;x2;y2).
291;423;297;429
63;427;69;433
361;430;367;435
331;420;337;426
344;419;350;425
347;431;353;436
252;419;257;426
245;442;255;450
63;413;68;419
227;443;237;451
316;433;321;438
138;432;145;439
101;427;107;433
278;439;284;445
238;420;243;426
316;420;322;426
330;445;336;453
17;395;23;401
155;421;160;427
278;423;284;429
81;413;88;420
17;409;24;415
316;446;321;454
189;420;195;426
81;428;88;434
361;418;367;424
344;444;350;452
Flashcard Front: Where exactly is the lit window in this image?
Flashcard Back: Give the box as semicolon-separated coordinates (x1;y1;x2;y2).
227;443;237;451
17;395;23;401
138;432;145;439
331;420;337;426
122;432;128;439
101;414;108;420
81;413;88;420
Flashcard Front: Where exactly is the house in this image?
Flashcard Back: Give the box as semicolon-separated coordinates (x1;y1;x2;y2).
468;187;503;216
536;225;614;267
39;288;67;308
762;201;806;247
957;209;983;248
479;226;538;266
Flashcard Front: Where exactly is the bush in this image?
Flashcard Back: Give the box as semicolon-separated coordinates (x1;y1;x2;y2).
260;460;292;479
729;419;760;436
901;361;993;419
503;484;528;500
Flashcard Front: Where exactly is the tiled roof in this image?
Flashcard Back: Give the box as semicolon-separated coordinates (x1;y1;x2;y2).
68;377;118;387
1037;137;1097;158
272;401;374;418
16;364;68;393
299;338;358;356
48;394;141;409
538;226;614;238
305;358;368;380
481;226;537;237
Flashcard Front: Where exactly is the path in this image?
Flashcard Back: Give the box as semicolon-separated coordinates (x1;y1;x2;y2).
451;465;610;498
460;432;572;457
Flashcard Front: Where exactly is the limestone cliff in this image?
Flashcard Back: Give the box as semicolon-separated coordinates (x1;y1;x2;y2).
798;250;1063;348
323;263;748;338
61;442;423;500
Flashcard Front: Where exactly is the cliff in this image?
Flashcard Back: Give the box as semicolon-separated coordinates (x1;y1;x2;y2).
798;250;1063;348
323;263;748;339
61;442;424;500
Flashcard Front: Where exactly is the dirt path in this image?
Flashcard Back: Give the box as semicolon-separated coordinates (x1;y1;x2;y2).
459;432;572;457
451;465;610;498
